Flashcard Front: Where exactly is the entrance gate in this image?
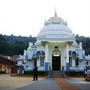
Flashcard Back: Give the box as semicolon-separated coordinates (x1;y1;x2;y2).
52;50;61;71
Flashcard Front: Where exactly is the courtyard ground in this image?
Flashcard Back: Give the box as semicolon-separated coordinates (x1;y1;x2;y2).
17;77;90;90
0;74;90;90
66;77;90;90
0;74;44;90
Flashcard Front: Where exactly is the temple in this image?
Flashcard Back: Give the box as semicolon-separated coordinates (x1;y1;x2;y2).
17;11;86;73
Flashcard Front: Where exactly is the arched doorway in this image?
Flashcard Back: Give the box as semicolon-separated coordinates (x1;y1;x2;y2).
52;50;61;71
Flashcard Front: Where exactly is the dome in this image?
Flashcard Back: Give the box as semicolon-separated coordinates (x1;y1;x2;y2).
37;12;75;43
45;11;67;25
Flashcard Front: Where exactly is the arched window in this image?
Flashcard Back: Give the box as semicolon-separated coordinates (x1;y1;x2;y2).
36;50;45;67
36;51;41;58
40;57;44;66
69;51;72;56
72;51;76;59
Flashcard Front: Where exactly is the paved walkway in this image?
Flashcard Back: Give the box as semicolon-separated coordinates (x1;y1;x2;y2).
66;78;90;90
55;78;80;90
1;75;89;90
17;78;60;90
17;77;83;90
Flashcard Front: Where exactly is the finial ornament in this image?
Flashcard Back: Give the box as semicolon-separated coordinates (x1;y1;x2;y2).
44;18;46;25
54;8;57;17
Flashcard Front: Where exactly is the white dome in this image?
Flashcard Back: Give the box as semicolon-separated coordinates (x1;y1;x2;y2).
37;12;75;43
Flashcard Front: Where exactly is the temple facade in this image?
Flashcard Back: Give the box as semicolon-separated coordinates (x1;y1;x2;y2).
17;12;86;72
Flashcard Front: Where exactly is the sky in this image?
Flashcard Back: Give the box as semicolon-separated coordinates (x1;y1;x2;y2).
0;0;90;37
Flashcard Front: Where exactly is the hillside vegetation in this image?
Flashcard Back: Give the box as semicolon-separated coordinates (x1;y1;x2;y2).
0;34;36;56
0;34;90;56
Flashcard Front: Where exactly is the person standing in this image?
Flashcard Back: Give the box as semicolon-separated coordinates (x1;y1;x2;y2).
33;65;38;81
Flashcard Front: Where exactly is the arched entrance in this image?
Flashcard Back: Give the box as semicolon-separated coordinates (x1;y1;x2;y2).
52;50;61;71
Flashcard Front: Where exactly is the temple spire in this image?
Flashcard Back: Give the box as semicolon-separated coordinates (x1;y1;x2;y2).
44;18;46;25
54;8;57;17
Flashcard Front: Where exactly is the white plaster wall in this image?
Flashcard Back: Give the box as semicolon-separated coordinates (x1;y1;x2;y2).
77;61;90;71
34;44;46;71
48;43;67;70
38;66;45;71
36;42;76;71
37;58;45;71
37;45;45;52
26;48;37;59
47;44;52;66
61;46;67;70
72;59;75;67
37;59;40;66
88;61;90;65
24;60;34;71
17;61;23;66
27;50;33;59
69;45;75;51
78;61;85;70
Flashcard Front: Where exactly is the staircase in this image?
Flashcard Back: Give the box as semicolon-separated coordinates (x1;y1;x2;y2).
52;71;64;78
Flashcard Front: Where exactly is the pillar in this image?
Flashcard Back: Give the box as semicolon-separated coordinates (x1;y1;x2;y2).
66;43;69;71
45;44;49;71
66;44;69;63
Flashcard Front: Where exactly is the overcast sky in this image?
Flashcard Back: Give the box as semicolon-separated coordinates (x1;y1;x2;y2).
0;0;89;37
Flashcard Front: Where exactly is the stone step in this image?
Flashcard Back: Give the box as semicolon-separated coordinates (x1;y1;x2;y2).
52;71;64;78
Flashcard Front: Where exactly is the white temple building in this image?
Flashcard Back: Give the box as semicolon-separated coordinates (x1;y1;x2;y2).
17;11;87;72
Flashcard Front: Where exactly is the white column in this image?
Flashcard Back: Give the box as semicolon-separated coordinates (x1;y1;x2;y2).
45;44;49;62
45;44;49;71
66;44;69;63
65;43;69;71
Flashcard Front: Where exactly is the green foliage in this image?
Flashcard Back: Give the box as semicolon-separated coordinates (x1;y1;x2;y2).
0;34;10;55
0;34;90;56
75;34;90;55
0;34;36;56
